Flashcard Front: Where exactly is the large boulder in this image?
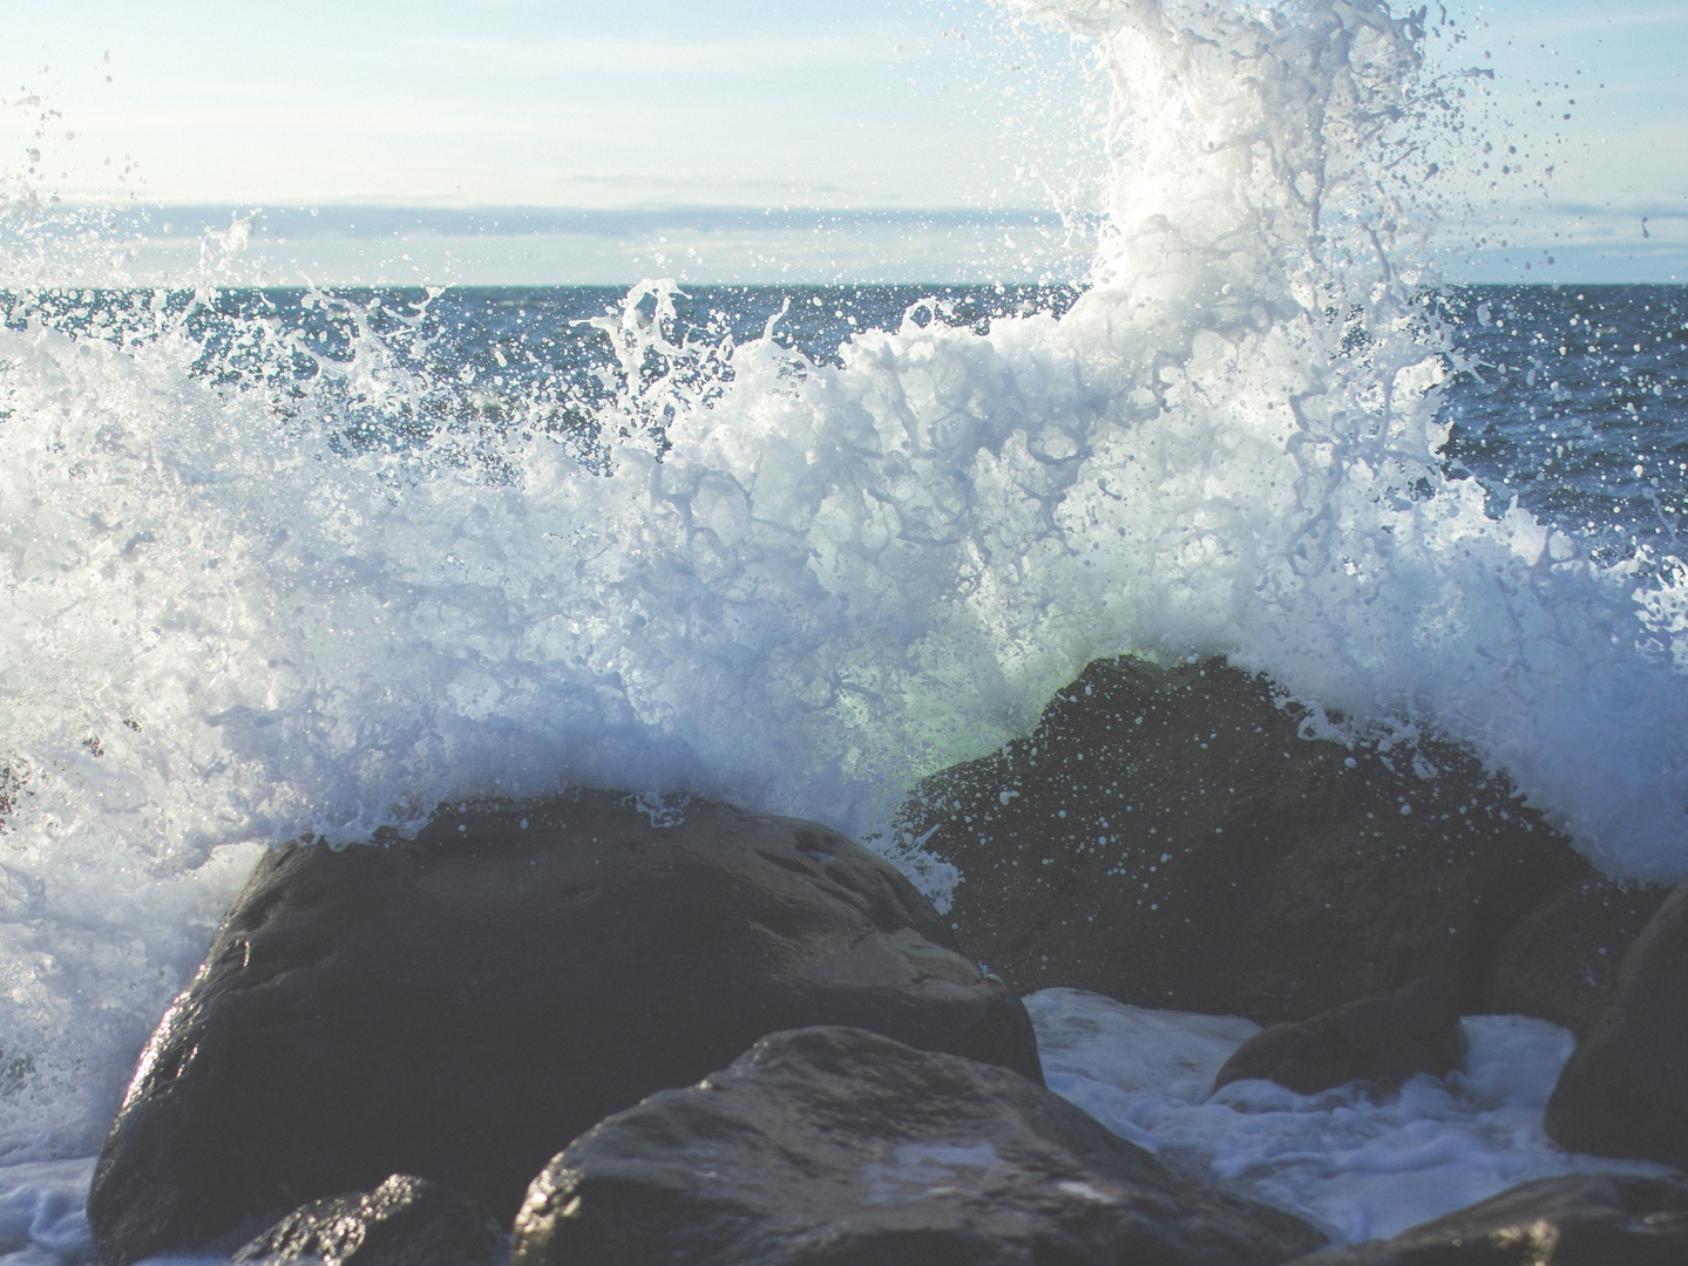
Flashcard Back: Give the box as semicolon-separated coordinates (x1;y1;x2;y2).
513;1025;1328;1266
1544;878;1688;1168
229;1175;502;1266
902;656;1588;1023
88;790;1041;1265
1282;1174;1688;1264
1212;977;1463;1097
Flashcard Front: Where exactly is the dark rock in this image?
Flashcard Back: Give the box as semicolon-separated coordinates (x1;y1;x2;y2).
1544;879;1688;1168
1485;875;1670;1038
513;1025;1328;1266
88;790;1040;1266
230;1175;503;1266
902;656;1588;1023
1282;1174;1688;1264
1212;977;1463;1096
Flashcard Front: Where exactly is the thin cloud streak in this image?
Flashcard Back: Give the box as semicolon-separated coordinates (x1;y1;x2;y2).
1548;200;1688;222
62;202;1075;243
404;28;919;78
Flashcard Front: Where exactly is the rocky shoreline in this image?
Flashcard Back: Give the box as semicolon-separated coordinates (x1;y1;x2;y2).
84;658;1687;1264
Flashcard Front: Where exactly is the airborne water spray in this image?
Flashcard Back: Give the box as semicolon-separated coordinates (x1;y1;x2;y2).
985;0;1688;875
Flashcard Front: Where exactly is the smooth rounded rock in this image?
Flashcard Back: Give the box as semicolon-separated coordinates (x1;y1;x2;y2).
1213;977;1463;1096
1544;878;1688;1169
514;1025;1328;1266
1486;875;1669;1038
88;790;1040;1265
902;656;1588;1024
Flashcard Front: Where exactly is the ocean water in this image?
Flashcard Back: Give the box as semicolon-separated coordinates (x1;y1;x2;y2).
1;0;1685;1259
1027;990;1671;1244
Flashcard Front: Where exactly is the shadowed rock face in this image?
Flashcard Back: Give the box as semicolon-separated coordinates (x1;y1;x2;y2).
1486;875;1671;1039
1545;878;1688;1170
1213;977;1463;1097
514;1025;1329;1266
88;790;1041;1266
1280;1174;1688;1265
903;657;1589;1024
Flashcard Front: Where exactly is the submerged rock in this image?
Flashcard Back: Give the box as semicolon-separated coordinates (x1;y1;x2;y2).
88;790;1039;1265
1282;1174;1688;1264
513;1025;1328;1266
903;656;1587;1023
229;1175;502;1266
1544;878;1688;1169
1212;977;1463;1096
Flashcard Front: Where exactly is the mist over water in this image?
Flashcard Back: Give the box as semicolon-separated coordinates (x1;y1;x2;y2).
0;0;1685;1160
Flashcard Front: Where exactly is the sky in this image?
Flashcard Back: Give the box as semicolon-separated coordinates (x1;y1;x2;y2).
1;0;1684;285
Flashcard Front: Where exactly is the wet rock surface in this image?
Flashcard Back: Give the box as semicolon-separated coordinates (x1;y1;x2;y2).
1212;977;1463;1096
1545;878;1688;1169
1282;1173;1688;1264
87;790;1039;1265
903;656;1588;1023
1486;874;1670;1038
229;1175;503;1266
513;1025;1328;1266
